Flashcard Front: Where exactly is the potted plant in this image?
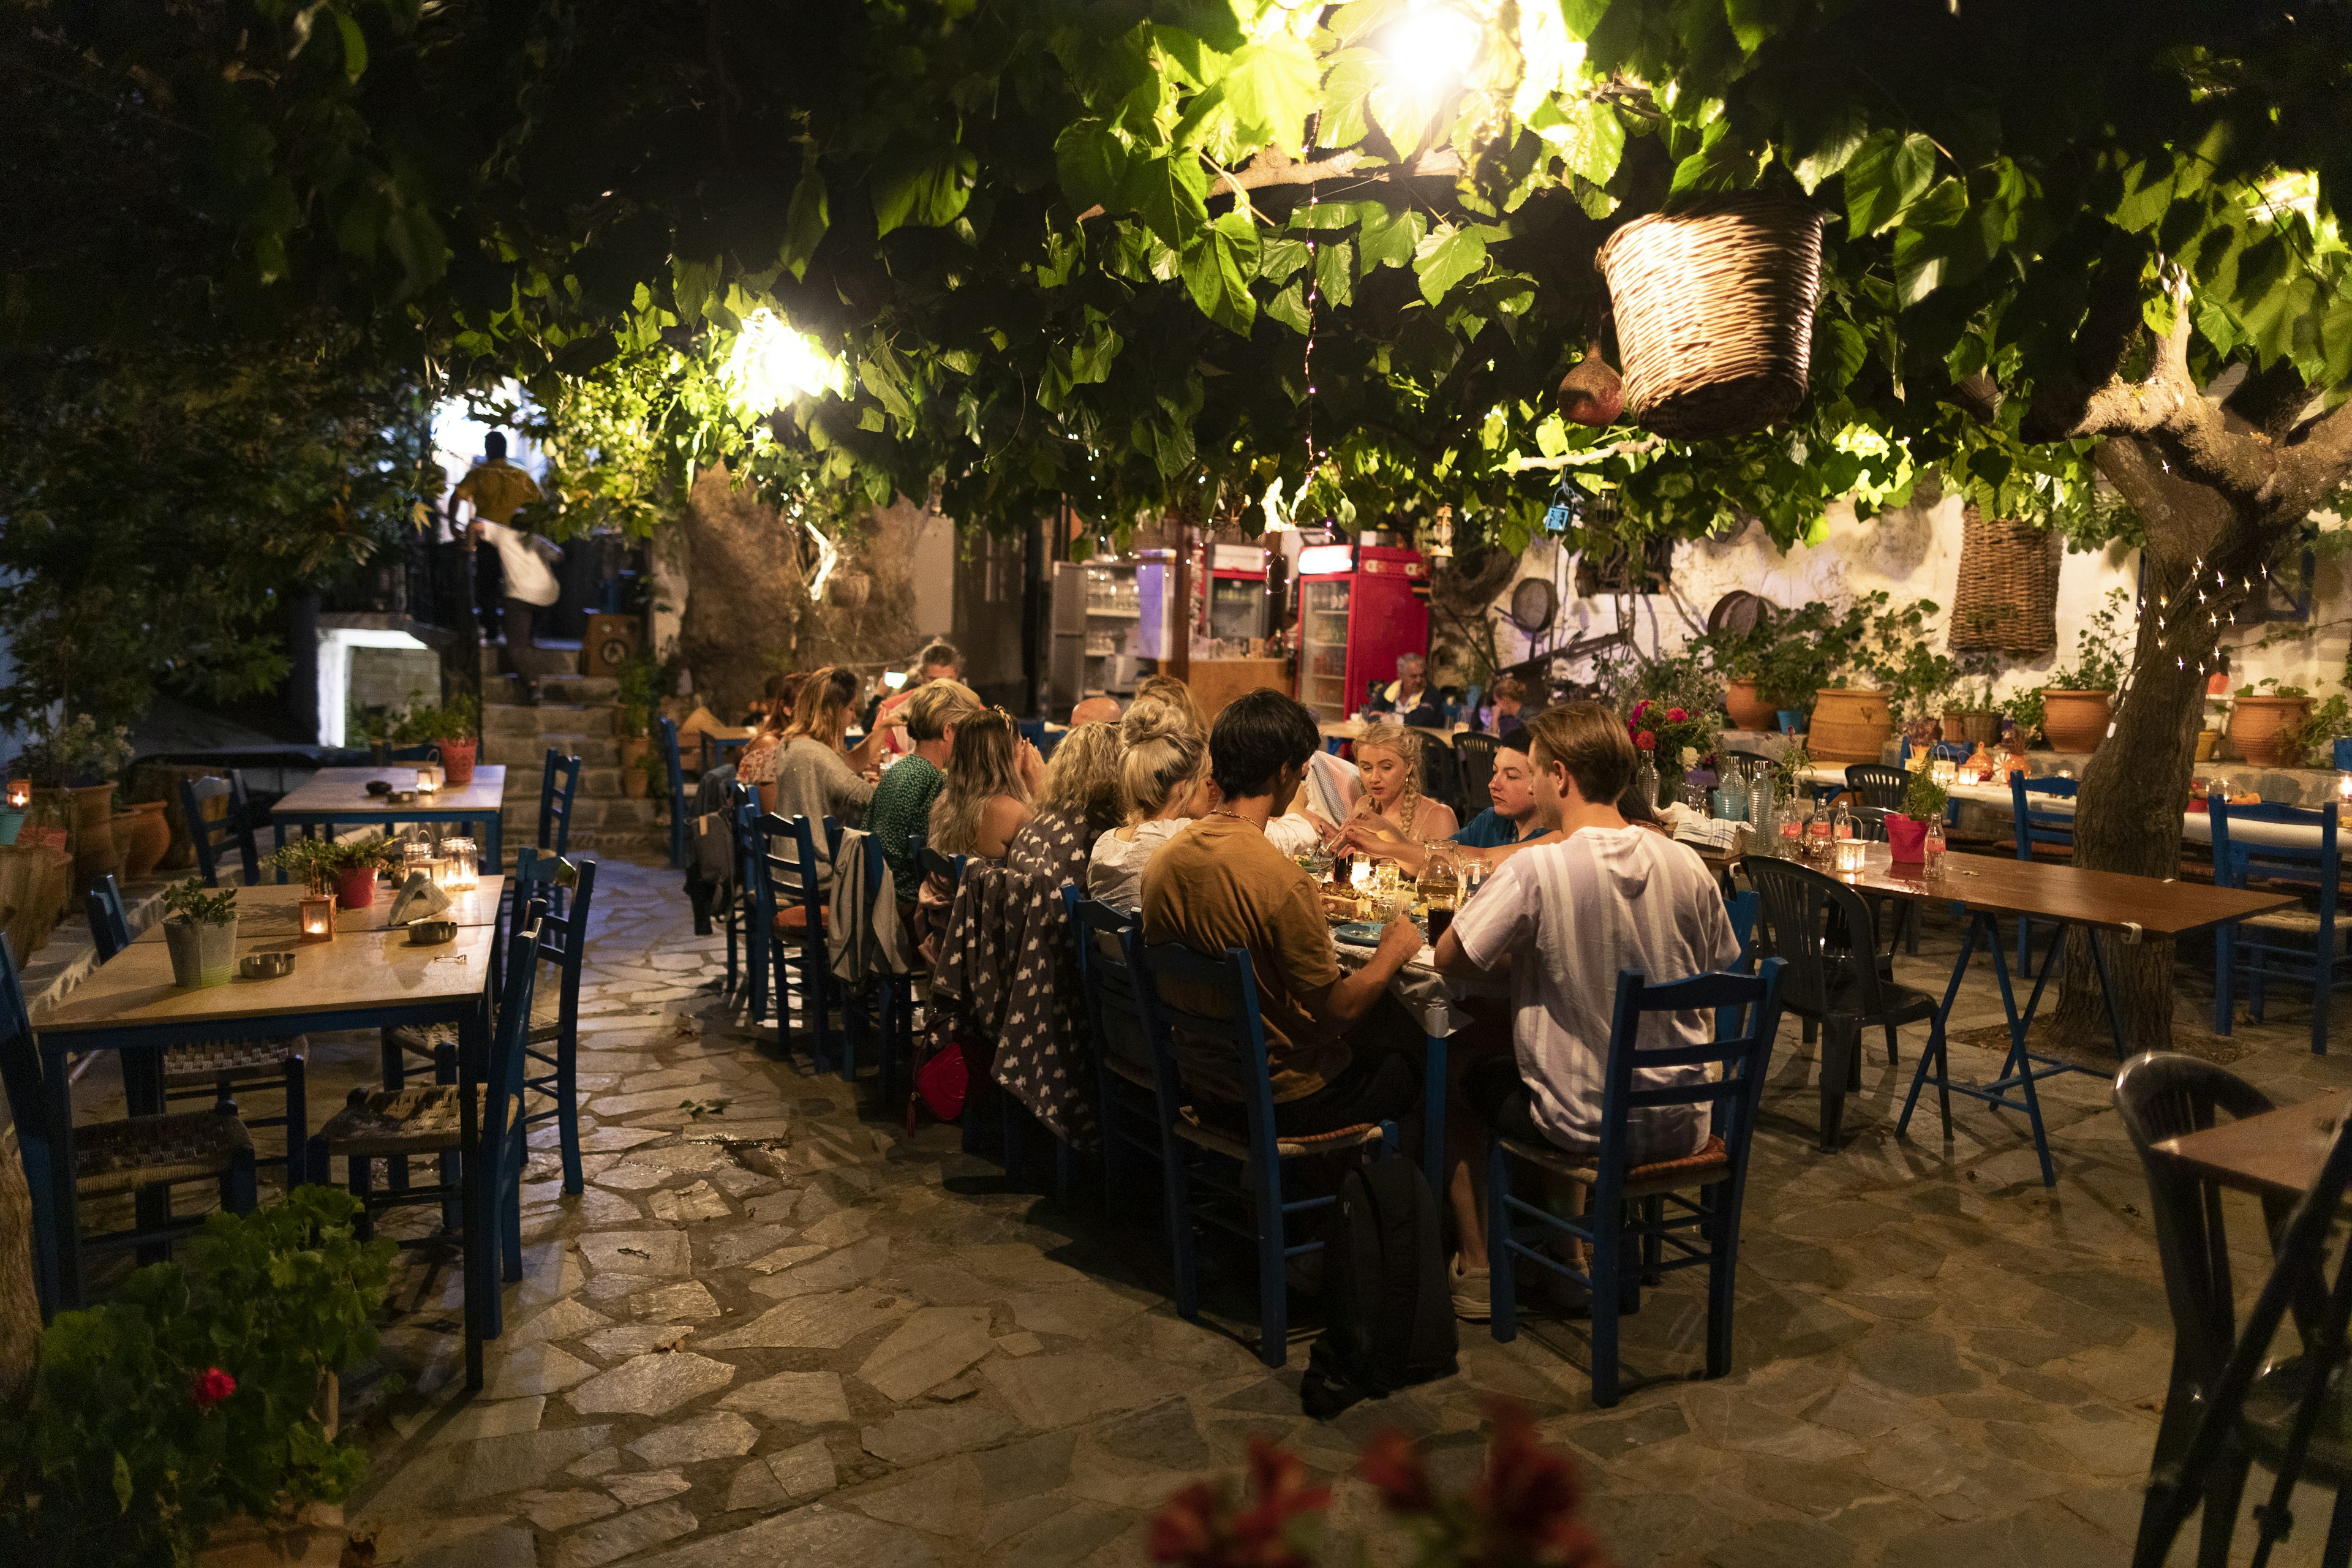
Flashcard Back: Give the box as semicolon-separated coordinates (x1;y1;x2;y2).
1888;768;1948;864
277;837;398;910
0;1188;394;1566
2230;677;2315;767
350;701;396;767
615;650;662;783
160;876;239;989
627;744;667;801
393;693;481;786
1940;676;2001;748
10;715;136;894
2040;587;2132;753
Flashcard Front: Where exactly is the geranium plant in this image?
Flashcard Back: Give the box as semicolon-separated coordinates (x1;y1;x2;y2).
1149;1401;1615;1568
0;1187;396;1563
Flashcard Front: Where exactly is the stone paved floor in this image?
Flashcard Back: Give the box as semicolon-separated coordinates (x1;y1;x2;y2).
92;855;2352;1567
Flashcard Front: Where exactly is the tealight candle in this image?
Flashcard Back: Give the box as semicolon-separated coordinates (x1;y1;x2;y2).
1349;859;1373;892
4;779;27;810
416;767;440;794
442;837;479;892
1834;838;1869;876
2338;772;2351;805
298;894;337;942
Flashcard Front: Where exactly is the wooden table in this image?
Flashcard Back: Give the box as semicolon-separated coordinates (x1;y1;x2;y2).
1787;845;2298;1185
35;924;500;1375
129;876;507;941
2155;1088;2348;1204
1798;764;2328;851
271;767;508;876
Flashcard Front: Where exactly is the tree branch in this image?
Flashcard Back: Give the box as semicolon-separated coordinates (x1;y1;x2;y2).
2065;310;2282;503
1073;146;1463;222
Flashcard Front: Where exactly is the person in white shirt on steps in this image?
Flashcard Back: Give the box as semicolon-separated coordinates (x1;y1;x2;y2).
453;434;565;706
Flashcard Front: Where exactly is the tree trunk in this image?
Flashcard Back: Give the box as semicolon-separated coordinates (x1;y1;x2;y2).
2052;438;2278;1044
0;1102;45;1411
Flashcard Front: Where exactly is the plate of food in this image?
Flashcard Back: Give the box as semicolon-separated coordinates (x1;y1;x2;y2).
1332;921;1387;948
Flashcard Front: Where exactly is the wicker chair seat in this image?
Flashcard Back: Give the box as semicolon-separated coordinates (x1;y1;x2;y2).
389;995;559;1061
163;1036;306;1087
75;1112;254;1196
1175;1108;1385;1162
1501;1133;1730;1199
2242;908;2329;934
316;1085;491;1159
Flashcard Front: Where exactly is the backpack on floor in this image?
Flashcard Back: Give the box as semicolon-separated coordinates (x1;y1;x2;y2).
1301;1152;1457;1419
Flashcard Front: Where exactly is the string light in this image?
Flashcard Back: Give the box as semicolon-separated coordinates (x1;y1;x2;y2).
1302;111;1321;477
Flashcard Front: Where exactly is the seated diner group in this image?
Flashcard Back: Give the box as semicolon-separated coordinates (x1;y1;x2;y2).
744;649;1728;1324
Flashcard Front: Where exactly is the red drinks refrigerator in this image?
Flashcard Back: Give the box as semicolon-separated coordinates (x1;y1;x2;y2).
1293;541;1431;724
1200;542;1272;643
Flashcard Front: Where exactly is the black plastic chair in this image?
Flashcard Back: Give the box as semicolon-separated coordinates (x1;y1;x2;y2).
1421;739;1469;819
2117;1052;2352;1568
1453;733;1500;814
178;773;263;887
1844;763;1907;814
1747;857;1942;1150
1488;960;1787;1407
539;749;582;859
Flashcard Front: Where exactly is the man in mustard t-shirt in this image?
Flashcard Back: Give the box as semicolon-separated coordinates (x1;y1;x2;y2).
450;433;565;703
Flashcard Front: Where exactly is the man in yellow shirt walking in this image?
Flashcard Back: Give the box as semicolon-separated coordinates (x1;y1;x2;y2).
450;433;565;704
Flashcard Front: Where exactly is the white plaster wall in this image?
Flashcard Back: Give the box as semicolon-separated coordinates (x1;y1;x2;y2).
1469;495;2352;712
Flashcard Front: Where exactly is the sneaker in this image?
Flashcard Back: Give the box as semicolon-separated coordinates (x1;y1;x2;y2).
1451;1256;1491;1322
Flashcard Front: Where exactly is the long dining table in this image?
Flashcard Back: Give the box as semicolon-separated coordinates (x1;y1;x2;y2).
1787;843;2298;1185
127;876;508;941
271;766;508;876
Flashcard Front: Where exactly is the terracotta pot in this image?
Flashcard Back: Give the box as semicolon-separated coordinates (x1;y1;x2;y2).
1724;679;1777;732
1806;688;1892;764
334;867;378;910
2196;729;2220;762
623;766;650;800
118;801;171;881
1886;815;1929;865
2229;694;2313;767
439;738;478;787
618;736;651;771
39;782;123;895
2040;689;2113;753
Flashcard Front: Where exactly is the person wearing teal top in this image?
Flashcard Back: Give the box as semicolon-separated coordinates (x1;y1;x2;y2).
868;680;979;906
1347;726;1551;875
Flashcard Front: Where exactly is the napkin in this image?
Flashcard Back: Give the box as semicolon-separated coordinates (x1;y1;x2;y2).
386;872;453;926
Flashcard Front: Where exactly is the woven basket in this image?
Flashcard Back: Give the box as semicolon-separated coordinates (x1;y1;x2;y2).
1594;195;1826;440
1948;508;2059;655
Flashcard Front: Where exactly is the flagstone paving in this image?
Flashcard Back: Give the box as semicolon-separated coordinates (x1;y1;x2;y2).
133;856;2352;1566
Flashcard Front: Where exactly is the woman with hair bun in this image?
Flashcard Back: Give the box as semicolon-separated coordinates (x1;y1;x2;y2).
1087;704;1210;910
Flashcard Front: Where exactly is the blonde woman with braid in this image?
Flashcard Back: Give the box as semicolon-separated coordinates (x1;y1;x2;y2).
1319;723;1457;855
1087;707;1209;910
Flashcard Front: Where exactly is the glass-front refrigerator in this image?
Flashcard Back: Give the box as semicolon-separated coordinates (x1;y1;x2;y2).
1204;543;1271;645
1293;541;1430;723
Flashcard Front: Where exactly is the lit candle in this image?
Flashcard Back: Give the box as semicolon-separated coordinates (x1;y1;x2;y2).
298;895;337;942
2339;772;2352;805
1349;859;1373;892
416;767;439;794
4;779;26;810
1834;838;1869;876
442;837;479;892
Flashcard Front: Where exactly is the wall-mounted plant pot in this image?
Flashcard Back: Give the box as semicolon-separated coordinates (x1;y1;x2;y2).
1724;679;1776;732
2040;689;2114;755
438;738;478;787
1806;688;1891;764
2229;694;2313;768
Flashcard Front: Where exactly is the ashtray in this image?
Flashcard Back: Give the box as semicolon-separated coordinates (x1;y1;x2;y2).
405;918;458;946
238;952;297;979
383;790;417;805
364;780;393;796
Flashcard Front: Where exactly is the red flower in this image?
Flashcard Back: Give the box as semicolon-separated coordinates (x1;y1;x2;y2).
1630;699;1651;720
190;1367;236;1411
1148;1441;1329;1567
1148;1483;1222;1563
1635;731;1656;750
1665;707;1687;723
1358;1428;1434;1514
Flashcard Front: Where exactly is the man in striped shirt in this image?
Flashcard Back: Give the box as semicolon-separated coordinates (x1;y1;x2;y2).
1433;701;1738;1319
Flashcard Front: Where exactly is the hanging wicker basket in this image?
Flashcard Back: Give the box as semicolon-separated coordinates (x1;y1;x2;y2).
1947;507;2059;656
1594;195;1826;440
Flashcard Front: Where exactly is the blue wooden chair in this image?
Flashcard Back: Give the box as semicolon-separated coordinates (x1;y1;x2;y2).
311;900;545;1388
87;876;307;1179
1488;959;1787;1407
512;850;595;1192
2011;772;2079;968
1131;939;1398;1368
538;749;582;859
763;813;842;1068
702;733;751;772
178;773;263;887
725;783;767;1018
1069;894;1185;1226
2212;799;2347;1056
1;932;258;1316
657;716;688;869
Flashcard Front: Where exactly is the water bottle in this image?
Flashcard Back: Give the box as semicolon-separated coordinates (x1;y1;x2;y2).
1831;802;1855;842
1924;817;1947;878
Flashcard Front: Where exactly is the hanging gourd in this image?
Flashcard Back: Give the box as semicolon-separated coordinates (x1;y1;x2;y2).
1594;194;1826;440
1555;342;1624;427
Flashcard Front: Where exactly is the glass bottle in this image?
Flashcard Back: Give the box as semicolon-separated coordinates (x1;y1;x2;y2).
1923;817;1947;878
1635;753;1660;810
1747;772;1775;847
1831;802;1855;842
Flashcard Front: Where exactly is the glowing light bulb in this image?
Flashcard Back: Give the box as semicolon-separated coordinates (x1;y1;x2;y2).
1382;5;1482;97
722;309;845;416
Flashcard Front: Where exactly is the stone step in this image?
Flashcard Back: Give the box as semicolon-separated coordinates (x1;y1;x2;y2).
483;702;616;739
482;671;619;705
483;733;623;769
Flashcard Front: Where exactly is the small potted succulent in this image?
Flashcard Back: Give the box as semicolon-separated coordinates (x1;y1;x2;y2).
1888;768;1949;865
393;693;482;786
161;877;239;989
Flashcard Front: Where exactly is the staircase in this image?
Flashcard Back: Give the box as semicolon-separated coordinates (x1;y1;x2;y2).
478;650;664;858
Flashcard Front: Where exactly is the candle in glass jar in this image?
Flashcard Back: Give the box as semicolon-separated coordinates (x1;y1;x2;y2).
4;779;26;810
416;767;440;794
1834;837;1868;876
298;894;337;942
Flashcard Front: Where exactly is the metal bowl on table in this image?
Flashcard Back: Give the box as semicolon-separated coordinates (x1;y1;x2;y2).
238;951;297;979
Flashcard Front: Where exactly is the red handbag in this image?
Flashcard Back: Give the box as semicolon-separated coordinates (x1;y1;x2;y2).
910;1040;971;1133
